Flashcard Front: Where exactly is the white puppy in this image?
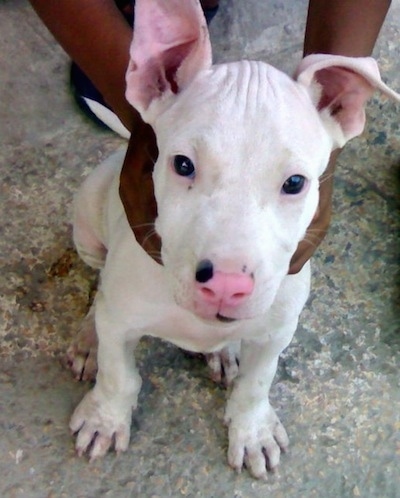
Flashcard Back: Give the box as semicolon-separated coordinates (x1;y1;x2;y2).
69;0;400;479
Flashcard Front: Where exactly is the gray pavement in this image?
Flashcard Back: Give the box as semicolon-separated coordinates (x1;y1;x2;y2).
1;1;400;496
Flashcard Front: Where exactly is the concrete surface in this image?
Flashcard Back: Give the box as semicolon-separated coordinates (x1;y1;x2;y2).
1;0;400;496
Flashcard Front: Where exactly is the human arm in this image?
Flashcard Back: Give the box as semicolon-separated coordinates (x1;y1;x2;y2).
28;0;138;131
288;0;391;274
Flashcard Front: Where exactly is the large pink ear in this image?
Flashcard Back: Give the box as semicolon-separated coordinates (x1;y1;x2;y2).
125;0;212;121
295;54;400;147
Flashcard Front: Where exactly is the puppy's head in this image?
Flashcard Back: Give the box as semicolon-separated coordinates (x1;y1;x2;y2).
126;0;400;323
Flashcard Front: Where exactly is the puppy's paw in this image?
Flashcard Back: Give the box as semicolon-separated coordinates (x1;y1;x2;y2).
225;405;289;480
70;389;132;459
205;342;240;387
64;310;98;381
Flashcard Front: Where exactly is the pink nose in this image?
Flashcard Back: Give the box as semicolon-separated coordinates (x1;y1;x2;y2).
196;271;254;308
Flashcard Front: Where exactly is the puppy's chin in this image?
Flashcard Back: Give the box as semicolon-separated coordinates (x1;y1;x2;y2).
174;297;241;324
174;290;276;325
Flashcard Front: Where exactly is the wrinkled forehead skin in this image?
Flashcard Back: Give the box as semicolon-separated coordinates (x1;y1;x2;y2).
152;60;333;178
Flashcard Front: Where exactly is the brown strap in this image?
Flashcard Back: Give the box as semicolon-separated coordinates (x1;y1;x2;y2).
119;121;162;262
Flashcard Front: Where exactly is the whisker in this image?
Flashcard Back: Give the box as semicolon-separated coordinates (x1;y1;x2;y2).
304;232;325;244
146;251;163;263
306;228;328;235
132;222;156;231
146;250;162;257
142;228;158;248
301;237;318;250
319;172;335;185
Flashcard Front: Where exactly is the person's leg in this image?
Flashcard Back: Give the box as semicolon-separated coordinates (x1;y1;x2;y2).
289;0;391;274
69;1;134;137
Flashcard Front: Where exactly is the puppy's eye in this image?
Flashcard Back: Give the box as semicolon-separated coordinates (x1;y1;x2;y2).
174;155;195;178
282;175;306;195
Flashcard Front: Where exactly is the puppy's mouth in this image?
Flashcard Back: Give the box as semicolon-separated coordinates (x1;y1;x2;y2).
216;313;237;324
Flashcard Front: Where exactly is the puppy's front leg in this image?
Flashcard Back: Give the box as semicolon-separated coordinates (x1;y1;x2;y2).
70;293;141;460
225;326;296;480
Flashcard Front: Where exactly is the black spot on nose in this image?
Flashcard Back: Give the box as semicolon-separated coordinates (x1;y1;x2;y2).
195;259;214;283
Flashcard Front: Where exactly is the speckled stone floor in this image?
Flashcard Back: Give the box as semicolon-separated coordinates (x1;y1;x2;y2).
1;1;400;497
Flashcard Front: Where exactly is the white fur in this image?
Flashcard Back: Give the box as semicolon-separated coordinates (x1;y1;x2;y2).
69;0;400;479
